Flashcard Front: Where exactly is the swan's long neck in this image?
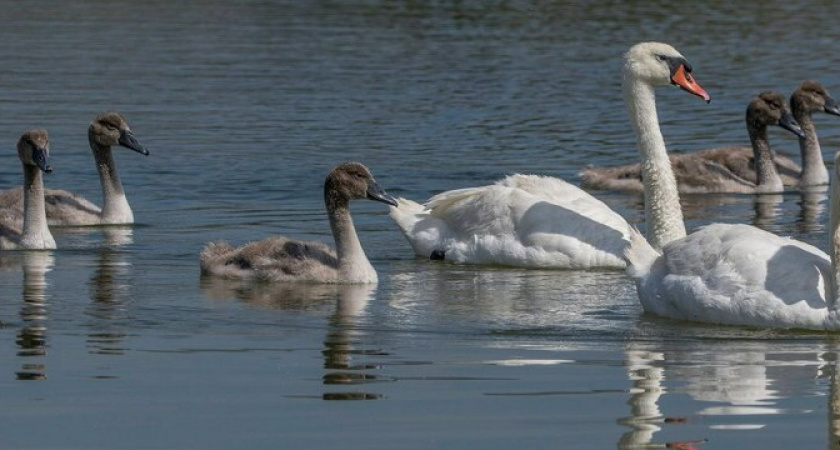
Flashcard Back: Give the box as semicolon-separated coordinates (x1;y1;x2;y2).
327;200;376;283
828;163;840;309
90;134;133;224
794;108;828;185
624;78;686;249
21;164;55;249
748;125;784;193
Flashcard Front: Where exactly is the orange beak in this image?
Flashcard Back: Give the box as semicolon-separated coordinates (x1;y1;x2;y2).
671;64;710;103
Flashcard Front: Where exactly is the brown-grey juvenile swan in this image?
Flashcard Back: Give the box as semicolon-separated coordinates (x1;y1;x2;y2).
200;162;397;283
389;42;710;268
580;81;840;193
0;130;55;250
0;112;149;226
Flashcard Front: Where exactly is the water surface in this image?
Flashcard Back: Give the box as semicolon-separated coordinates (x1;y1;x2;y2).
1;1;840;448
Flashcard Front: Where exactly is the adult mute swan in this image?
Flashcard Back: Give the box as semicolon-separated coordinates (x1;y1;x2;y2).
626;150;840;330
0;112;149;226
581;81;840;193
200;162;397;283
0;130;56;250
389;42;709;268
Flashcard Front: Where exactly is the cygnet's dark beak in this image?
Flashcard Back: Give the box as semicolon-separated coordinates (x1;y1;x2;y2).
33;146;52;173
118;130;150;156
366;180;398;207
779;111;807;139
824;96;840;117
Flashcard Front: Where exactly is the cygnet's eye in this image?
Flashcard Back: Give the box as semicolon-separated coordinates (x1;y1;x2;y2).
354;173;366;180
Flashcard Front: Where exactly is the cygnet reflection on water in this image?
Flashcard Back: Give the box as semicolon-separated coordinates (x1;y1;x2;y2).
86;235;134;357
0;252;55;381
199;280;384;400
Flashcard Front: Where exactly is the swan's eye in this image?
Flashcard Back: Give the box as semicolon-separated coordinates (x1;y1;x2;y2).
656;55;666;62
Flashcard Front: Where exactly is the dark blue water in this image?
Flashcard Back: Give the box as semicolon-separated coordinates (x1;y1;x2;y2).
0;1;839;448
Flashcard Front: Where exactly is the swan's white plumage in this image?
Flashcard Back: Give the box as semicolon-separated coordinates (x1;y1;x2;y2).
628;223;836;329
391;41;707;269
390;174;630;269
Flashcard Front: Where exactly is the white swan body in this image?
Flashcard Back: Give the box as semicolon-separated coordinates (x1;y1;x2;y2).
627;223;836;329
391;175;630;268
390;42;710;269
0;130;56;250
0;112;149;226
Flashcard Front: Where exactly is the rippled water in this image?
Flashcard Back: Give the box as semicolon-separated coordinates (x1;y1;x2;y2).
2;1;840;448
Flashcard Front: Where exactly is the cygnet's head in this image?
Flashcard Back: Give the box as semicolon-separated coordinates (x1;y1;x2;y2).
747;91;806;139
624;42;710;102
791;81;840;117
18;129;52;173
89;112;149;156
324;162;398;208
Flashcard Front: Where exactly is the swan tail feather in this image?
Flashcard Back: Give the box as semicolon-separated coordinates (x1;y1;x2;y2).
389;197;451;258
425;187;488;215
624;227;659;279
389;197;426;235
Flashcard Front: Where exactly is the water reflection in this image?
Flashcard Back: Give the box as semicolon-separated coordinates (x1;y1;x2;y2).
321;284;387;401
825;350;840;450
387;260;634;334
200;280;384;400
86;230;134;357
619;340;830;448
618;347;667;448
5;252;54;381
798;186;828;234
753;194;783;230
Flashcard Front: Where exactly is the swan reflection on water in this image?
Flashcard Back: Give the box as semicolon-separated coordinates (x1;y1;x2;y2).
199;279;383;400
618;341;840;449
0;252;55;381
86;228;135;357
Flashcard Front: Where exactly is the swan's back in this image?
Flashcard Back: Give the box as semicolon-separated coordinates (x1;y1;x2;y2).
0;187;102;226
200;237;340;282
580;148;801;194
633;223;830;328
404;174;630;268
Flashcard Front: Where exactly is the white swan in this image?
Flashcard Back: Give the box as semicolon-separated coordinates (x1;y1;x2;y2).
0;130;56;250
0;112;149;226
200;162;397;283
625;133;840;328
389;42;710;268
581;81;840;193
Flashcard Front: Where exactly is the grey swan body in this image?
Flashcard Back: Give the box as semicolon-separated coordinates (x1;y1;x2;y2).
0;112;149;226
0;130;55;250
581;81;839;193
200;162;398;284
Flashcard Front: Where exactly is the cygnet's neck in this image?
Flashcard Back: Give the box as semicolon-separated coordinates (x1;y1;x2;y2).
21;164;55;249
90;134;134;224
623;77;686;249
748;125;784;193
327;198;377;283
793;107;828;186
